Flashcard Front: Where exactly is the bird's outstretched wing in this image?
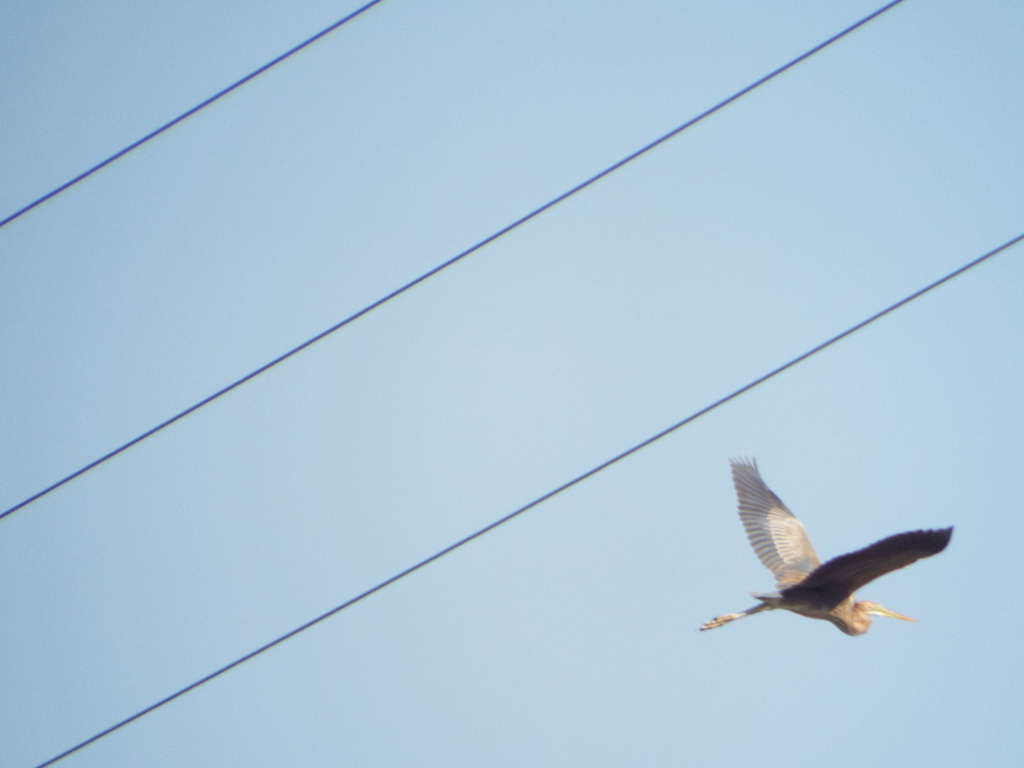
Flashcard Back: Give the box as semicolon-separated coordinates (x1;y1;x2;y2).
731;458;821;588
794;527;953;599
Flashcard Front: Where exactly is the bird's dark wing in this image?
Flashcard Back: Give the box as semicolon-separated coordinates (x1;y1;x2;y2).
731;458;821;588
796;527;953;598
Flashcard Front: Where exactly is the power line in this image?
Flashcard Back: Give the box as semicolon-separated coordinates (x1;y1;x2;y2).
1;0;910;522
30;231;1024;768
0;0;388;231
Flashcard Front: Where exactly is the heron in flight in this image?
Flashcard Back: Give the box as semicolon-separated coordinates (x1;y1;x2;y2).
700;458;952;636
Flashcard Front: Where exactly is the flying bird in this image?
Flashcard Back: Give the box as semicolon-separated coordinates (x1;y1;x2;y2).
700;458;952;636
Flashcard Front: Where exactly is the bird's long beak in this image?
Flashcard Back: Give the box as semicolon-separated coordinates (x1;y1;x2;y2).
867;603;916;622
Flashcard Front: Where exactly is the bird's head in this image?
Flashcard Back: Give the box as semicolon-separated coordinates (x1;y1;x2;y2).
858;600;916;623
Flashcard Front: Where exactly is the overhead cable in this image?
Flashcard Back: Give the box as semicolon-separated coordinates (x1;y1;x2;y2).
31;231;1023;768
1;0;910;522
0;0;388;230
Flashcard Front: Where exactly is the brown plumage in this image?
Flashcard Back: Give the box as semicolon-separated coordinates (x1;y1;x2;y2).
700;458;952;636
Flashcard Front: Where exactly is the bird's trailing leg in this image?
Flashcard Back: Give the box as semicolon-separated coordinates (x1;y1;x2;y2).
699;602;771;632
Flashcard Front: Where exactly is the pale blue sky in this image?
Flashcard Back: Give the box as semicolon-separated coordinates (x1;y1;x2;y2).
2;1;1023;766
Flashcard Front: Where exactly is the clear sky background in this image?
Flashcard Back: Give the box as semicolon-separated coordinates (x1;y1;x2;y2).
2;1;1022;766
